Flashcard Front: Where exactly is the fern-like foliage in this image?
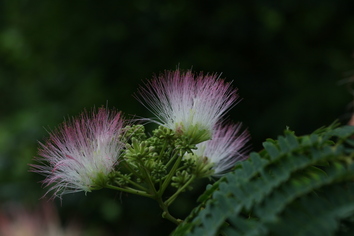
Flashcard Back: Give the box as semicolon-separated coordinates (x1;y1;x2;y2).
172;124;354;236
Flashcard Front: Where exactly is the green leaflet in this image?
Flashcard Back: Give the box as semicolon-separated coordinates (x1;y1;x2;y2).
172;124;354;236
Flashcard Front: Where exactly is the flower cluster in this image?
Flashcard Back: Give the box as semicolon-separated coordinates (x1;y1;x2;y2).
136;70;239;144
31;108;125;198
31;69;250;220
136;70;250;177
189;122;250;178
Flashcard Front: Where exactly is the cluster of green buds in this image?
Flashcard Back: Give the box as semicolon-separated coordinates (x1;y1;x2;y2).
111;126;199;191
104;125;212;224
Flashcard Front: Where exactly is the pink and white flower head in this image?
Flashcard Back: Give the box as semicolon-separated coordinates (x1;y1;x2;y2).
137;69;239;144
187;122;250;177
31;108;126;198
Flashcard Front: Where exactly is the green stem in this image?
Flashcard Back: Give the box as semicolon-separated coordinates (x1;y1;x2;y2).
105;184;152;198
175;165;188;172
156;196;182;225
159;150;183;196
133;157;159;195
159;138;168;156
165;150;179;168
115;172;147;191
122;161;141;179
164;175;196;206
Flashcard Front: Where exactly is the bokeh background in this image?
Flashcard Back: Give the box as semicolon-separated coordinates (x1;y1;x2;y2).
1;1;354;235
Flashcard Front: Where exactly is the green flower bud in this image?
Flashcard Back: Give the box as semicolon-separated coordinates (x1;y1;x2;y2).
171;170;193;191
184;152;214;178
125;138;149;160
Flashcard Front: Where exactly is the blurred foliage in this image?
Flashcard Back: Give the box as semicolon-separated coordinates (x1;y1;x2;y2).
1;0;354;235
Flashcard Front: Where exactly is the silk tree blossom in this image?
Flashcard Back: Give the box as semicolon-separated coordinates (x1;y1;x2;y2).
137;69;239;144
188;122;250;177
31;108;126;198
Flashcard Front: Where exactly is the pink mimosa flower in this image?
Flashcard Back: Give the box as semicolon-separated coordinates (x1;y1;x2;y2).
191;122;250;177
31;108;126;198
137;69;239;144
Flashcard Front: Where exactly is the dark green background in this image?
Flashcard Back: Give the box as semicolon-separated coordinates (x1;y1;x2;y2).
1;1;354;235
